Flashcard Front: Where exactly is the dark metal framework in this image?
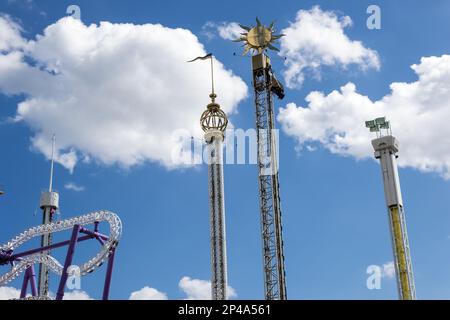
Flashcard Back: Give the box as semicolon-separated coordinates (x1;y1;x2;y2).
252;54;287;300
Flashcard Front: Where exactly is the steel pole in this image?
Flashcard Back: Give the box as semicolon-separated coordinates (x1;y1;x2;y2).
206;130;228;300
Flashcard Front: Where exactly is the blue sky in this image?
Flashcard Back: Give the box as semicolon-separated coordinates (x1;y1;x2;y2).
1;0;450;300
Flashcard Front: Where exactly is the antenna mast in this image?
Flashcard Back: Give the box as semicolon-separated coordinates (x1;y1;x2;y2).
49;134;55;192
38;134;60;298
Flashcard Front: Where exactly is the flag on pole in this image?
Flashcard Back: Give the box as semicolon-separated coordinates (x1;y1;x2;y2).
187;53;213;63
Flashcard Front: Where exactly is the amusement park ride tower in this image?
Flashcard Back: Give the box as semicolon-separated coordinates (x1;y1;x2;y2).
38;134;59;297
235;19;287;300
196;54;229;300
0;137;121;300
366;118;416;300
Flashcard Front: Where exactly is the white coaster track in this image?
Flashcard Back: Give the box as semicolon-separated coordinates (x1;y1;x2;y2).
0;210;122;286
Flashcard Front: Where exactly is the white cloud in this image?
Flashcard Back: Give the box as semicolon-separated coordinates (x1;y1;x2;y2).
279;6;380;88
1;279;237;300
64;182;85;192
178;276;237;300
0;14;25;51
278;54;450;179
63;290;93;300
217;22;242;41
0;16;248;172
200;21;217;40
179;277;211;300
382;261;395;279
0;287;92;300
0;286;20;300
129;278;236;300
201;21;242;41
129;286;168;300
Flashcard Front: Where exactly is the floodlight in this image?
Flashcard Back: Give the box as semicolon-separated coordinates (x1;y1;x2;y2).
375;117;386;125
380;121;390;130
365;120;376;128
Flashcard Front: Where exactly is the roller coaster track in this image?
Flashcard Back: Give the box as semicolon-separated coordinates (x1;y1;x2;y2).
0;210;122;299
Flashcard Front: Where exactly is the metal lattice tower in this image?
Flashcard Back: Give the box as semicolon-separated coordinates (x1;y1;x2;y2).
366;118;416;300
235;19;287;300
205;127;228;300
197;54;229;300
38;134;59;297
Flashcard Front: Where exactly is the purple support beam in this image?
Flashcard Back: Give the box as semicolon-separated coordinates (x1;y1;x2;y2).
79;227;108;245
102;249;116;300
29;265;38;297
56;225;80;301
10;234;107;261
19;266;38;298
20;268;30;298
80;227;108;240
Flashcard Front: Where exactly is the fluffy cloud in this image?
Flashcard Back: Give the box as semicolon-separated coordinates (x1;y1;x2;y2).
128;277;237;300
382;261;395;279
216;22;242;41
279;6;380;88
0;286;20;300
0;287;92;300
201;21;242;41
129;286;168;300
0;16;248;172
179;276;236;300
1;278;238;300
64;182;85;192
278;54;450;179
63;290;93;300
178;277;211;300
0;14;25;51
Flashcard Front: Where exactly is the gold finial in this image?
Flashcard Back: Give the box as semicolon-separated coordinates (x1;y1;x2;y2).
234;18;284;55
200;93;228;133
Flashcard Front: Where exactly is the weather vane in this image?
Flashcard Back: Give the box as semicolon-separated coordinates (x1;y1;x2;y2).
234;18;284;55
187;53;228;132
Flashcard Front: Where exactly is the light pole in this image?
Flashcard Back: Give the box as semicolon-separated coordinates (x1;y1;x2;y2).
366;117;416;300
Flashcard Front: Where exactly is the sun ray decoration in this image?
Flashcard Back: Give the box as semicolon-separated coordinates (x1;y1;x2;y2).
234;18;284;55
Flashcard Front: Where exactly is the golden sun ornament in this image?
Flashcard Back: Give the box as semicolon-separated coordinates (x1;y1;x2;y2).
234;18;284;55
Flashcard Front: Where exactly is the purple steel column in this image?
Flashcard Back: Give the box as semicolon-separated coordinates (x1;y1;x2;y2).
20;268;30;298
56;224;80;301
102;249;116;300
19;266;37;298
29;265;38;297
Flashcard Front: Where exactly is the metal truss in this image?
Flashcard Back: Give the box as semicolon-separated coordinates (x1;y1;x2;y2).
253;62;287;300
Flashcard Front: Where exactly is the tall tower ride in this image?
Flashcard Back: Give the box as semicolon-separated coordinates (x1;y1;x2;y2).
235;19;287;300
366;118;416;300
38;134;59;297
195;54;229;300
